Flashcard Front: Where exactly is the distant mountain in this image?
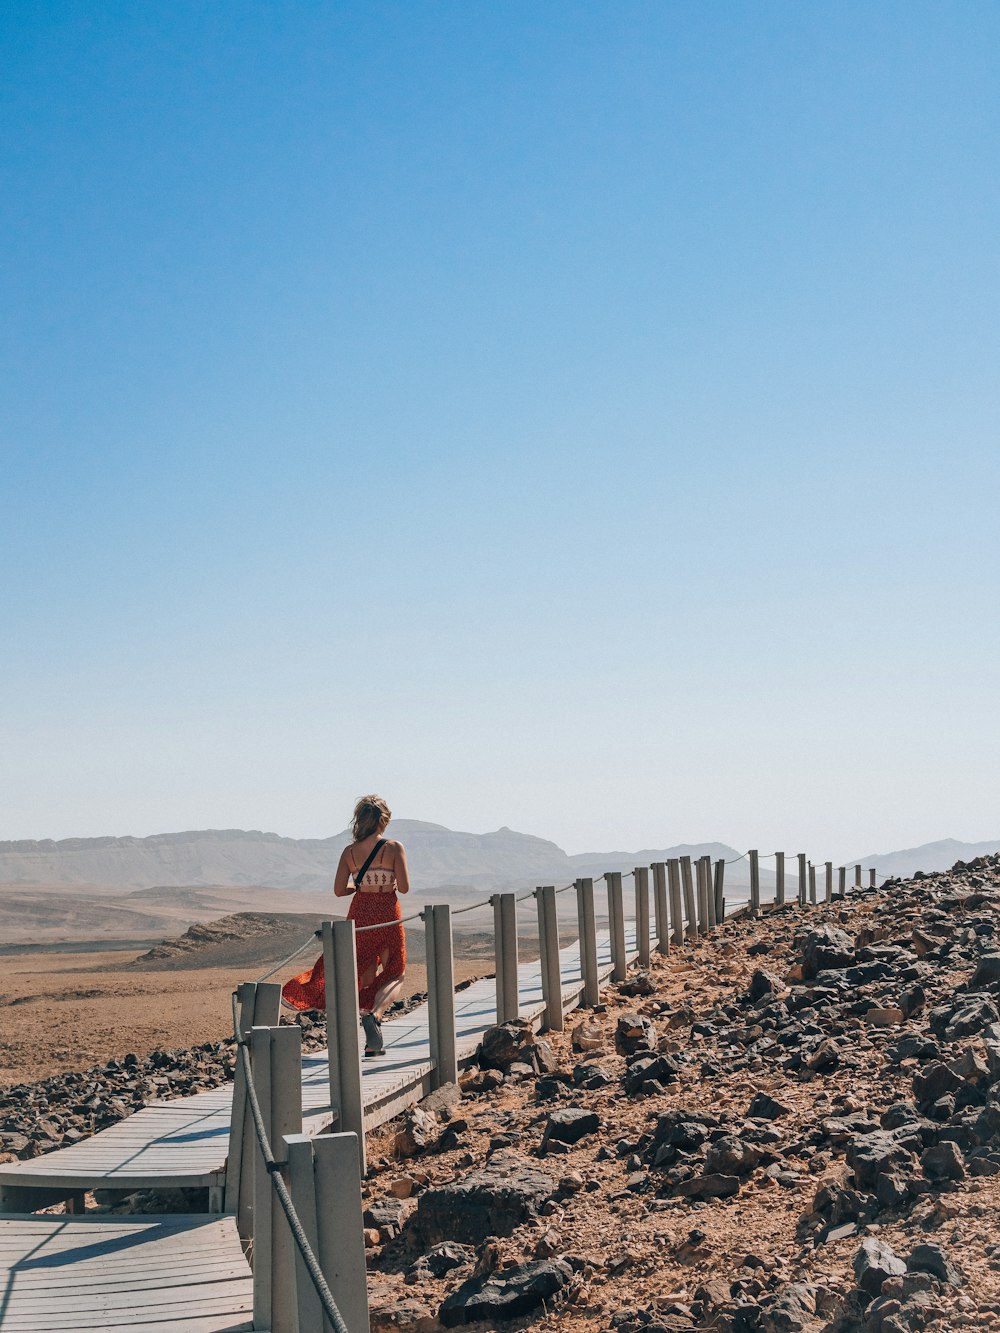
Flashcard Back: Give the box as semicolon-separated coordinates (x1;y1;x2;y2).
848;838;1000;881
0;823;745;893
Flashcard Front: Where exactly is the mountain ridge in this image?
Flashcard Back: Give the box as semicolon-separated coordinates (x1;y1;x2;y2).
0;824;996;894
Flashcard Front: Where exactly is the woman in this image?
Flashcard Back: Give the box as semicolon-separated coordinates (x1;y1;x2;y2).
282;795;409;1058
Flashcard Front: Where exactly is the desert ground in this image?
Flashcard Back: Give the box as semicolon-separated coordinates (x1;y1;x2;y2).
0;879;583;1087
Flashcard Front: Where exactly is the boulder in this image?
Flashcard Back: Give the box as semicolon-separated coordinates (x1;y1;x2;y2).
802;927;855;979
438;1258;572;1326
704;1136;762;1177
846;1132;916;1190
542;1107;599;1147
747;1091;791;1120
674;1172;740;1200
920;1142;965;1181
748;969;781;1003
615;1014;657;1056
970;954;1000;990
907;1243;961;1286
412;1156;556;1245
853;1238;906;1296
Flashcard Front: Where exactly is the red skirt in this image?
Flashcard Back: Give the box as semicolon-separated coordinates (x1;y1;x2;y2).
281;893;406;1013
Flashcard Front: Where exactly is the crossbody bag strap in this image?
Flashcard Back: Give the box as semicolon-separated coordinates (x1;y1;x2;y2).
353;838;387;890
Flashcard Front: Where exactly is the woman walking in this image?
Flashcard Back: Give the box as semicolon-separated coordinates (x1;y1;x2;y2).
282;794;409;1057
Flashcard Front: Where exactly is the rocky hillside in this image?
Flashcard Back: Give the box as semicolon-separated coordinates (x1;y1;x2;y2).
357;852;1000;1331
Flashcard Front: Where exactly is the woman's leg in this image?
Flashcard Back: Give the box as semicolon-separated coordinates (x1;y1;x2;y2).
370;948;404;1019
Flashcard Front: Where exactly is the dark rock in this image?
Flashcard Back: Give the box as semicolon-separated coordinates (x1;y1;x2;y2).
542;1107;599;1147
853;1238;906;1296
846;1132;916;1190
674;1172;741;1200
970;954;1000;990
875;1171;911;1210
478;1020;554;1074
814;1180;874;1226
413;1156;556;1244
920;1142;965;1181
802;927;855;979
622;1054;683;1095
899;985;926;1019
619;970;656;997
929;995;1000;1041
572;1062;612;1089
615;1014;657;1056
907;1243;961;1286
704;1136;762;1177
438;1258;572;1326
912;1063;963;1109
747;970;781;1003
880;1103;920;1131
747;1092;790;1120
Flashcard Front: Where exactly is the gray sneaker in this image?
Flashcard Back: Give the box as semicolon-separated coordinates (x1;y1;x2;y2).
362;1012;385;1057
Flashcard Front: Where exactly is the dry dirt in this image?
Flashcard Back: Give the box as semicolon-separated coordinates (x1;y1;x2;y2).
0;916;493;1087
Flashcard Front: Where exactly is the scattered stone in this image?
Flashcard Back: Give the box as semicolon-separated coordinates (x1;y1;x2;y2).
907;1242;962;1286
412;1156;556;1244
438;1258;573;1326
748;1091;791;1120
674;1172;741;1200
615;1014;657;1056
853;1237;907;1296
920;1142;965;1181
542;1107;599;1147
802;926;855;978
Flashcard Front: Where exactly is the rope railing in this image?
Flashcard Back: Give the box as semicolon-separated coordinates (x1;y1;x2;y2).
230;991;350;1333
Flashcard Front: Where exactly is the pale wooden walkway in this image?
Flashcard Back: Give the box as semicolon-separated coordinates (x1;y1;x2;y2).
0;920;639;1211
0;1213;252;1332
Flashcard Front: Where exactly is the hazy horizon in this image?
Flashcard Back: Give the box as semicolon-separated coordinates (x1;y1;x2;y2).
3;4;998;862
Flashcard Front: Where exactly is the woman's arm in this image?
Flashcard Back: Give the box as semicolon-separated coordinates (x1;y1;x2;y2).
393;841;411;894
333;848;354;898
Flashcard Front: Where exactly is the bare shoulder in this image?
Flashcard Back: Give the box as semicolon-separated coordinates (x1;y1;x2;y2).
385;838;406;854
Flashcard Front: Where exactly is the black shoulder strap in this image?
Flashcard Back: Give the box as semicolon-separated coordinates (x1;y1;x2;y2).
354;839;386;888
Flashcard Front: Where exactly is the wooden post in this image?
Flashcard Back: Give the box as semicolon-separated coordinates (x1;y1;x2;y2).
870;867;877;888
714;858;726;921
696;856;711;933
797;853;807;906
323;919;365;1175
680;855;698;942
748;849;760;917
606;872;627;981
251;1025;303;1333
838;865;846;897
703;856;717;928
809;862;817;904
535;886;563;1032
227;980;282;1231
634;867;651;967
824;861;833;903
575;878;600;1007
651;862;669;954
286;1131;370;1333
775;852;785;906
491;893;519;1023
855;863;862;888
426;905;458;1086
667;858;684;946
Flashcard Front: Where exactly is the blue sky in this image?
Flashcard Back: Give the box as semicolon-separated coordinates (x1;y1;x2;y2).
2;2;998;861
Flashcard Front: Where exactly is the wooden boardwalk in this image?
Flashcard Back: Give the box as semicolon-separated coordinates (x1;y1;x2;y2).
0;1213;253;1332
0;921;635;1211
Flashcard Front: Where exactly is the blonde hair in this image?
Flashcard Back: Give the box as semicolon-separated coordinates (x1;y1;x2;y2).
352;794;391;842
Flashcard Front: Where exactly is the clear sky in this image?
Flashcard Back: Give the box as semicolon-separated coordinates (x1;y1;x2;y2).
2;2;998;863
